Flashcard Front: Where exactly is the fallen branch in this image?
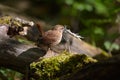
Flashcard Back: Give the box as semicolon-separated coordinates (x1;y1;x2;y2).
0;16;110;79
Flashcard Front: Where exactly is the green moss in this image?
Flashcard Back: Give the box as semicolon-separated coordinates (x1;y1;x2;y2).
0;16;28;28
94;49;111;60
0;16;12;25
0;16;35;44
30;51;97;80
100;50;111;57
0;16;21;26
0;16;34;27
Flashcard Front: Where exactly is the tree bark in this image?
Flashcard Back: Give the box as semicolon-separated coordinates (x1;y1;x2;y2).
0;39;46;73
0;25;46;74
61;54;120;80
0;17;109;79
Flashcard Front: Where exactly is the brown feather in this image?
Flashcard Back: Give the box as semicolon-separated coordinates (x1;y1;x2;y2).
36;22;44;36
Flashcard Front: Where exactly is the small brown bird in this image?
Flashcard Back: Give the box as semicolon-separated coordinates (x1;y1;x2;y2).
36;23;64;50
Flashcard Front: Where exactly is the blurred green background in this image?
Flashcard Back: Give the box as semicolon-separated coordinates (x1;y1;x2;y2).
0;0;120;80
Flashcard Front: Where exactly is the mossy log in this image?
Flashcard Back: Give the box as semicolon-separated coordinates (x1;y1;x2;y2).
0;16;113;80
61;54;120;80
30;52;97;80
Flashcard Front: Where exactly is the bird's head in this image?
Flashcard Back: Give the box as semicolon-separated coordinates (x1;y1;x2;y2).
53;25;64;32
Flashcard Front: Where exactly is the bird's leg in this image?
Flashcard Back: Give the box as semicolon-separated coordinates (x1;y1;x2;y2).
47;44;51;51
48;46;54;55
63;35;72;53
48;47;51;52
43;46;55;58
65;41;68;51
65;38;73;53
66;41;71;53
69;38;73;53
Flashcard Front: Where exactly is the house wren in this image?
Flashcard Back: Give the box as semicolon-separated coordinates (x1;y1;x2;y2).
36;23;64;50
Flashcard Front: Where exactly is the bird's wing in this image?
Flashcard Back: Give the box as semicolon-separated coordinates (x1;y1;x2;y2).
43;30;60;44
44;30;59;38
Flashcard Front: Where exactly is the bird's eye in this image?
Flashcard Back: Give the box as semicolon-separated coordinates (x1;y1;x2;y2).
61;27;64;29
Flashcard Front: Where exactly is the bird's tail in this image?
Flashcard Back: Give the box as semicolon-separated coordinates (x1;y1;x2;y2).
36;22;44;37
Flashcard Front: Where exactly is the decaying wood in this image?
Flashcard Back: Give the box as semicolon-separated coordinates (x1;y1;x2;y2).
0;25;46;74
61;54;120;80
0;16;107;76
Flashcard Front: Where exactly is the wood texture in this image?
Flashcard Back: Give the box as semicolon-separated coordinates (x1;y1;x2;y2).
0;19;107;76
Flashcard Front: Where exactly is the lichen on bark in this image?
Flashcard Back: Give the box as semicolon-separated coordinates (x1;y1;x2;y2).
0;16;34;27
0;16;20;26
30;51;97;80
